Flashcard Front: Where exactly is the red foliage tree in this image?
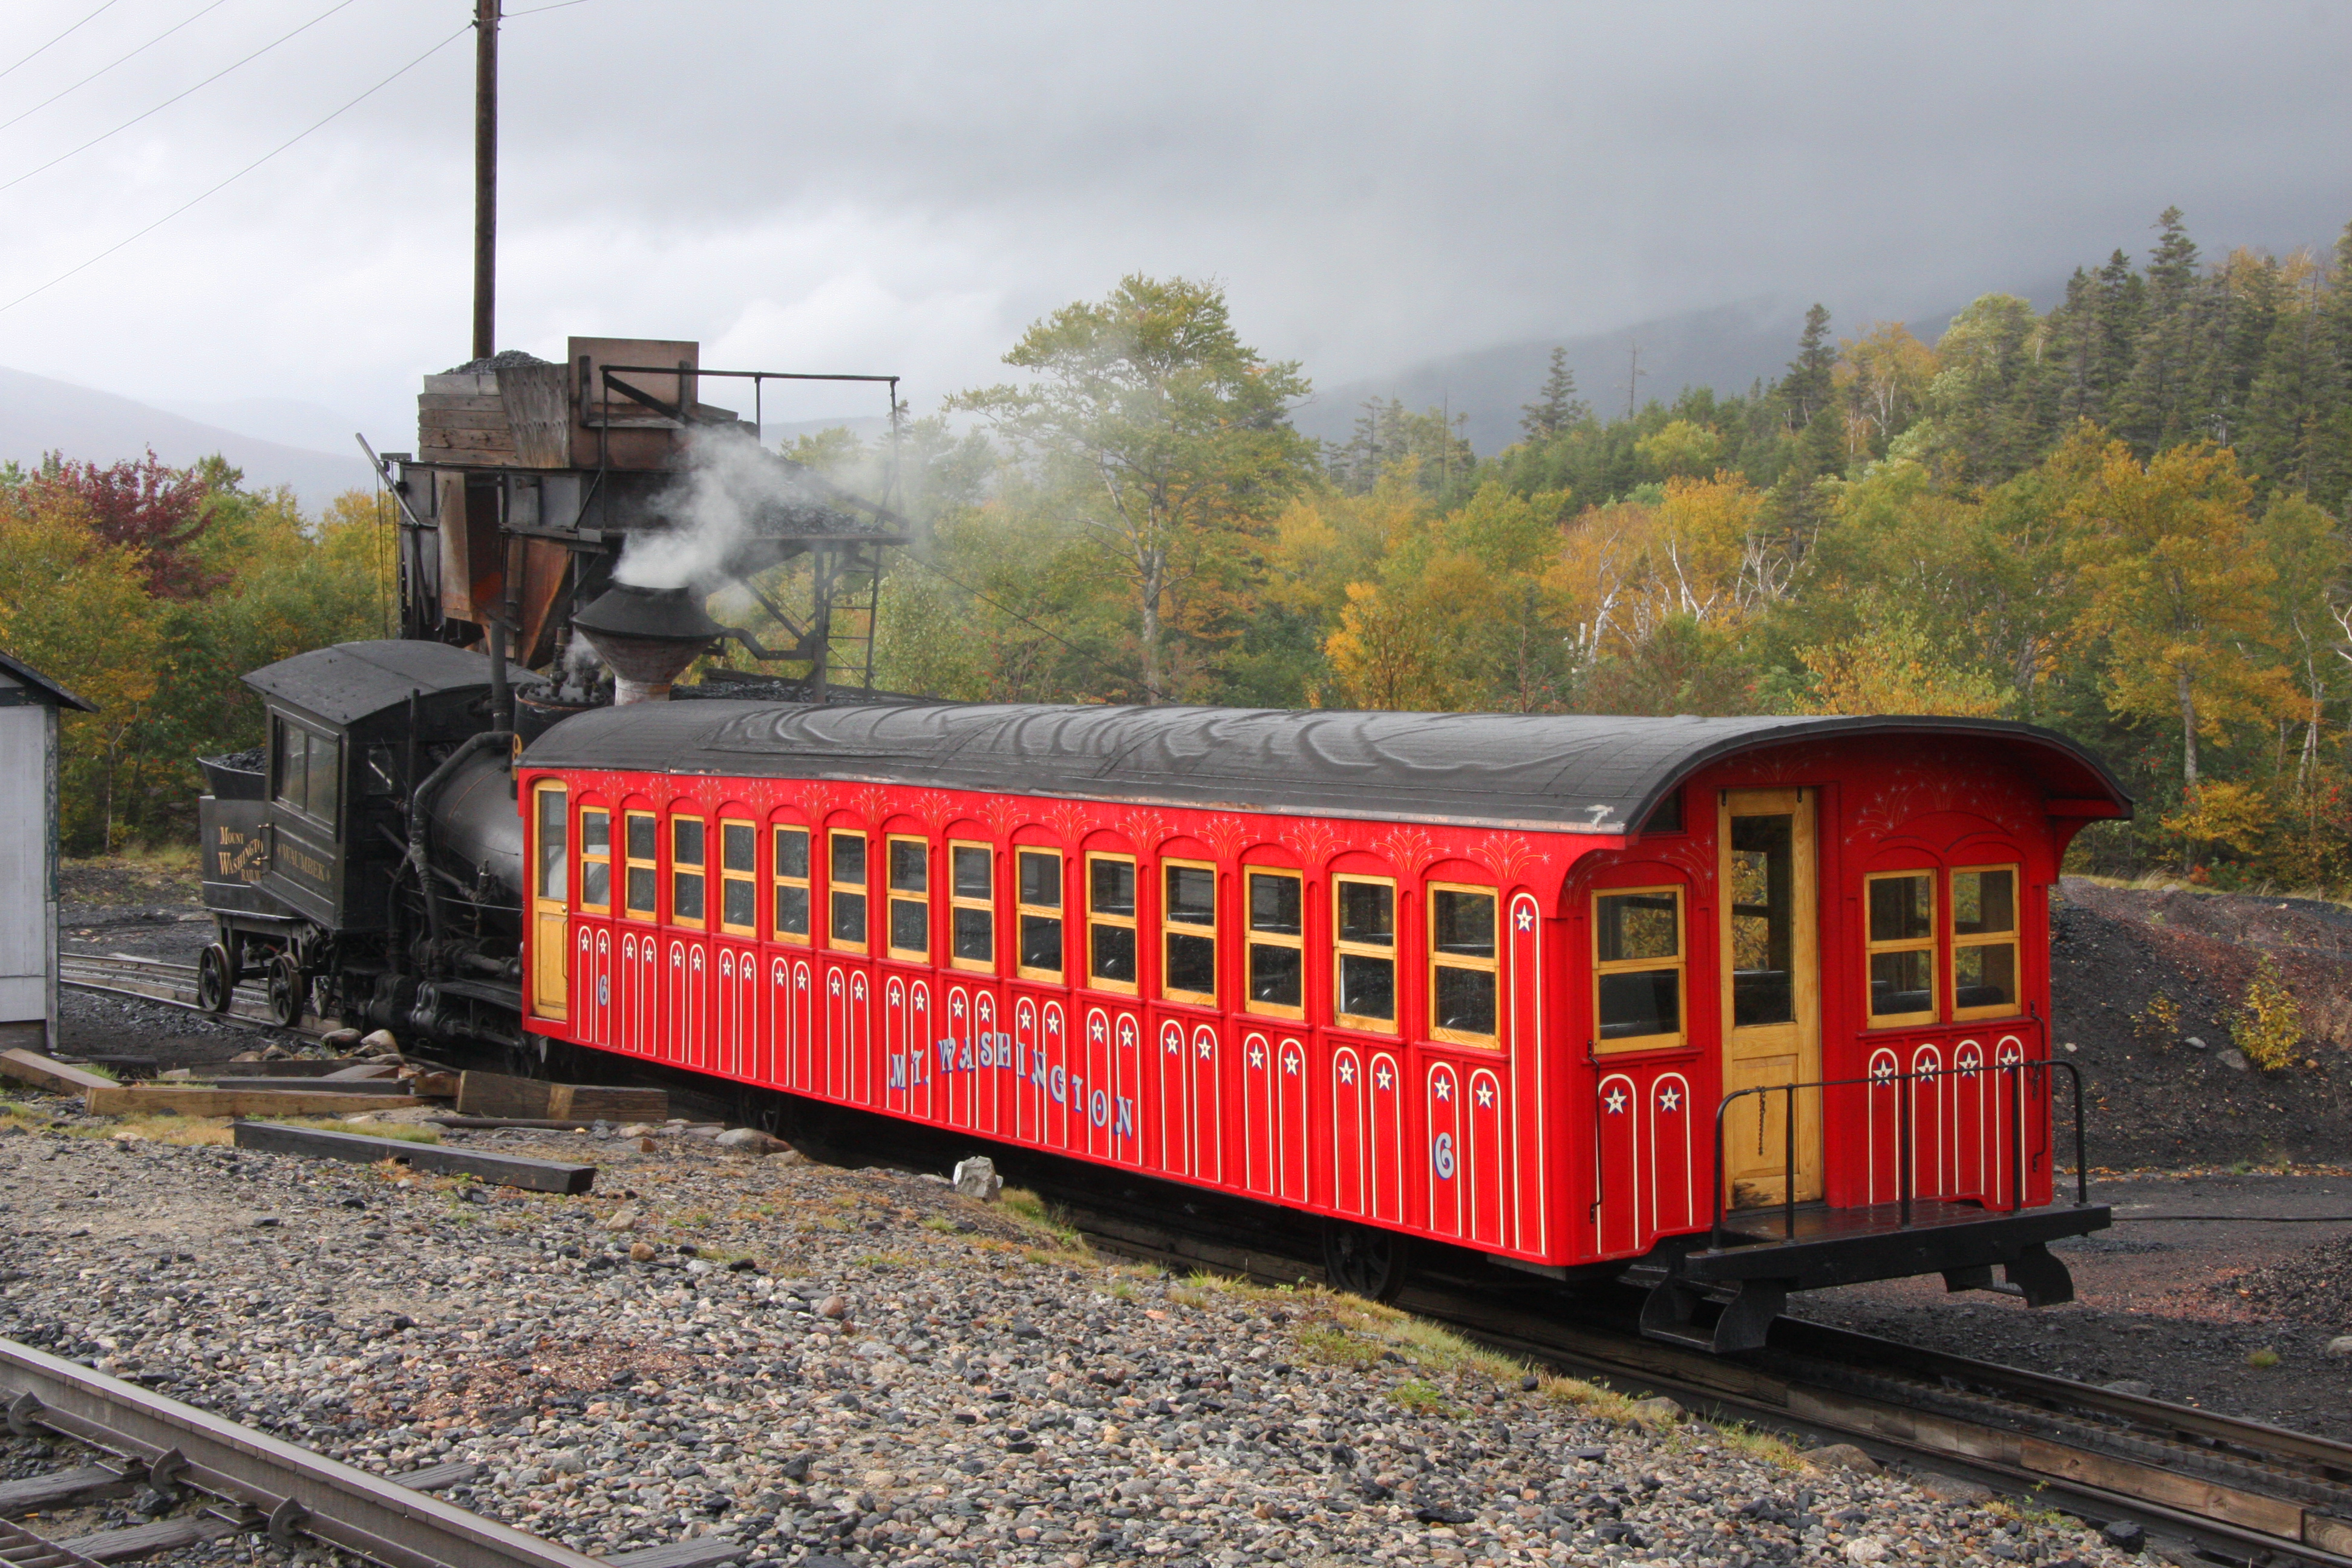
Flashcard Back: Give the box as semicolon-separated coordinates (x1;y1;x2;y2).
30;449;221;599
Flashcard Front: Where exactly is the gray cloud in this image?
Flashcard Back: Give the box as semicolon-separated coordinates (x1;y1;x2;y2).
2;0;2347;460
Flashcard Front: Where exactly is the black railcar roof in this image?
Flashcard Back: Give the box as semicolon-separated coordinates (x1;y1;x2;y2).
243;640;537;728
522;701;2131;835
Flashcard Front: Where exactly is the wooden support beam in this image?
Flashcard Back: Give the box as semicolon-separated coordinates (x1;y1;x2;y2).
0;1465;137;1511
1;1049;119;1094
232;1121;596;1194
85;1087;422;1118
455;1069;665;1122
182;1060;371;1079
200;1077;410;1096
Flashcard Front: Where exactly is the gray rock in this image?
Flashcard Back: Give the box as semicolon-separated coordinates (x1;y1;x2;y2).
952;1155;1003;1202
1806;1442;1878;1472
358;1028;400;1056
714;1128;786;1154
2183;1036;2207;1051
2102;1378;2153;1397
319;1027;364;1051
2218;1047;2250;1072
2325;1335;2352;1359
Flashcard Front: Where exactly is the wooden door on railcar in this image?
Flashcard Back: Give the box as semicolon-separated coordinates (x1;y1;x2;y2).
529;784;570;1021
1718;788;1822;1206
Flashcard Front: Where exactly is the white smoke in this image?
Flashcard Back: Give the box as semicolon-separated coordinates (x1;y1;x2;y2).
613;425;832;590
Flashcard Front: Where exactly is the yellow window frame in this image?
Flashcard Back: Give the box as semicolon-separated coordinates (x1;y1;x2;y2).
717;818;757;937
828;828;869;955
1243;867;1305;1021
1331;873;1399;1034
771;824;811;945
1426;880;1500;1048
1592;884;1686;1054
886;833;931;962
1864;869;1938;1028
579;806;612;914
1085;852;1140;996
948;839;996;974
1160;857;1218;1007
1015;848;1065;983
1951;863;2022;1021
622;810;658;921
671;815;707;930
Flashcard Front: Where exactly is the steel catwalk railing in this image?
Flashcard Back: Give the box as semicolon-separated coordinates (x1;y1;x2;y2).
1707;1058;2088;1253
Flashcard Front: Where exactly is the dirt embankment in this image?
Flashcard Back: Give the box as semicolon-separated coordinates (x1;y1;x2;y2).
2050;878;2352;1169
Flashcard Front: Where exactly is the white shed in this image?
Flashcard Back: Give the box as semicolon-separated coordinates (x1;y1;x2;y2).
0;649;94;1053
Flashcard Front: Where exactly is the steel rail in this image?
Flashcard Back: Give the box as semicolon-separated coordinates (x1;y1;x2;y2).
0;1339;606;1568
55;956;326;1041
1055;1201;2352;1568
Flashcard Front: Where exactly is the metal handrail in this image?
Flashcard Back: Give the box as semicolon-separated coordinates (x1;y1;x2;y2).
1707;1057;2088;1252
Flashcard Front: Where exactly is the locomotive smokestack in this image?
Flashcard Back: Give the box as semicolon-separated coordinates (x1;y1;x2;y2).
570;584;722;704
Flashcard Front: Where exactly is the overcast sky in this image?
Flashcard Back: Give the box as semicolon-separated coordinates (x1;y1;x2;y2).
2;0;2348;451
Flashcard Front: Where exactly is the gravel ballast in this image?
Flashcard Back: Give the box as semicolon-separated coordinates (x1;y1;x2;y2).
0;1105;2142;1568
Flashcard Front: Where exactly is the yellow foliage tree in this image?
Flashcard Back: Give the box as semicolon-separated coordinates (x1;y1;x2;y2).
1794;612;2005;717
0;492;164;850
2067;439;2294;792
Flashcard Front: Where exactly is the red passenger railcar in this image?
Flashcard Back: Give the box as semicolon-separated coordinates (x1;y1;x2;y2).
516;704;2125;1348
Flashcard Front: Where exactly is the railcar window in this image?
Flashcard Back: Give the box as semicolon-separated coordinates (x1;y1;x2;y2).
623;812;658;920
830;831;869;951
719;820;757;935
887;835;930;961
1088;854;1140;991
1952;865;2020;1018
1016;849;1064;981
672;818;706;926
1593;887;1684;1051
535;785;567;901
1866;871;1936;1027
1429;885;1499;1044
1245;870;1305;1018
1163;861;1217;1005
579;809;611;912
950;842;995;970
269;720;341;831
1332;877;1397;1031
772;826;810;941
1728;812;1794;1027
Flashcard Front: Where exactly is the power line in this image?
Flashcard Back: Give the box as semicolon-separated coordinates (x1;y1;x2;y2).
0;22;471;317
503;0;593;13
0;0;363;197
0;0;125;86
0;0;234;135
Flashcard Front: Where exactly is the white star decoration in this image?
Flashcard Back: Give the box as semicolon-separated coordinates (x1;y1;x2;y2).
1166;1037;1182;1056
952;996;967;1016
1604;1086;1628;1114
1091;1018;1107;1042
1474;1081;1495;1108
1197;1039;1214;1060
1375;1063;1393;1089
1872;1062;1895;1082
1434;1077;1452;1102
1283;1048;1301;1076
1658;1085;1681;1112
1338;1059;1357;1085
1515;906;1535;932
1249;1044;1266;1068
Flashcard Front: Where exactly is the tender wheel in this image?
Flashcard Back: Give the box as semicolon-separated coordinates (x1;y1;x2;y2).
1322;1220;1410;1302
197;944;235;1014
266;955;307;1030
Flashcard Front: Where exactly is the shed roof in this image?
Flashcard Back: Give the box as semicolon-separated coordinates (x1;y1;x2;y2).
522;702;2132;834
0;648;95;712
243;639;537;728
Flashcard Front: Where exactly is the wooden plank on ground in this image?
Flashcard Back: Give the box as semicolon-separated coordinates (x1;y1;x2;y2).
0;1464;136;1511
323;1061;399;1080
1;1048;119;1094
57;1514;240;1563
183;1060;361;1079
456;1069;665;1122
232;1121;596;1194
201;1077;408;1095
85;1086;421;1118
405;1070;459;1098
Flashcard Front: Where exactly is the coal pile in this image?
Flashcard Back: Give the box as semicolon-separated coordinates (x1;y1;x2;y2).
2220;1233;2352;1328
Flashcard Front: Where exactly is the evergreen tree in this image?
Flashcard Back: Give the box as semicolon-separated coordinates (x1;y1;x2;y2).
1520;347;1590;442
2118;207;2203;453
1780;304;1837;428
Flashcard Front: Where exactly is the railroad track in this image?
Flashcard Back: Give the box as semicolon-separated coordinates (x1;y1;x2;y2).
1048;1189;2352;1568
0;1337;738;1568
55;955;327;1042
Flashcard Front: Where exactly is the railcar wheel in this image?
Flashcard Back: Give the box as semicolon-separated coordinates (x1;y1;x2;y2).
197;944;235;1014
266;955;306;1030
1322;1220;1410;1302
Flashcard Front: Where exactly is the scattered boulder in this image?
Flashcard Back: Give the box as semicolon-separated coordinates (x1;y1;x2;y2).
1843;1540;1890;1564
1626;1396;1683;1429
1806;1442;1880;1472
2100;1378;2154;1398
815;1295;849;1320
2216;1047;2250;1073
319;1027;363;1051
2325;1335;2352;1359
2183;1036;2207;1051
714;1127;788;1154
357;1029;400;1057
952;1155;1003;1202
261;1044;292;1061
629;1241;655;1263
603;1205;639;1232
2102;1519;2146;1553
1916;1474;1994;1504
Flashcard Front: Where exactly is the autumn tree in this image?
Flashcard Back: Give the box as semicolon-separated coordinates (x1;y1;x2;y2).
950;276;1312;701
25;449;220;599
2068;439;2293;791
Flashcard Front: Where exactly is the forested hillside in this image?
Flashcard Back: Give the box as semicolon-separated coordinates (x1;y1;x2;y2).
820;211;2352;891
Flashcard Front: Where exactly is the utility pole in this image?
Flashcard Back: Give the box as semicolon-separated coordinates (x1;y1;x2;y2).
472;0;500;362
1625;339;1644;420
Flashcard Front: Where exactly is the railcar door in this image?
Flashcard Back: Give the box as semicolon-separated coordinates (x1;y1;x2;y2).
1718;788;1821;1206
529;783;569;1020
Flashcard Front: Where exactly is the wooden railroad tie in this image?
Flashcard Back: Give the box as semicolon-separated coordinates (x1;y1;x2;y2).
231;1120;598;1194
0;1049;119;1096
82;1086;422;1118
453;1068;665;1123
